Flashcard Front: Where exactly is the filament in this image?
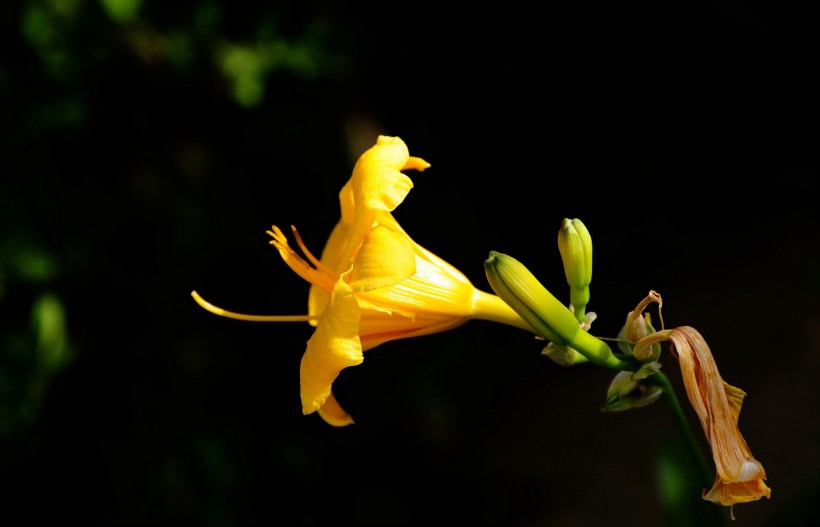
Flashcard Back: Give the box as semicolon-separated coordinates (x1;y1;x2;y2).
290;225;334;276
191;291;316;322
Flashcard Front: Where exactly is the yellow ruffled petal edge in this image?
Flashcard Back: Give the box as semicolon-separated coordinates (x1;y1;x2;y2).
352;135;428;214
300;272;363;415
336;136;429;277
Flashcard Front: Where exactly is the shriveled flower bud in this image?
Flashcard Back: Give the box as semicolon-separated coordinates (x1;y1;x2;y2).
618;291;663;360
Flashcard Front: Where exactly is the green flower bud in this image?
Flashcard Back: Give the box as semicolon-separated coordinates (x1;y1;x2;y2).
484;251;574;345
484;251;628;369
557;218;593;320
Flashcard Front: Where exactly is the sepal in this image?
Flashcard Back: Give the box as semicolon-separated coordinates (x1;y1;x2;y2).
602;363;663;412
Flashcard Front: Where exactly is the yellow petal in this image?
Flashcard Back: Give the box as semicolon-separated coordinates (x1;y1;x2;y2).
355;167;413;214
352;136;423;214
317;392;355;427
359;317;467;351
338;179;356;226
300;274;364;415
401;244;478;315
404;155;431;172
337;136;429;274
348;224;415;293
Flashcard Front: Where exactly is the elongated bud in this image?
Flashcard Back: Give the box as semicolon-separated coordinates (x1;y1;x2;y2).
557;218;592;320
484;251;625;368
484;251;572;345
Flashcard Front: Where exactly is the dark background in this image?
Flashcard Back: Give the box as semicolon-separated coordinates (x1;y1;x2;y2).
1;1;817;526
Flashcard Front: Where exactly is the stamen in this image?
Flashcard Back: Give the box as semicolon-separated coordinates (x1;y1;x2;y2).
657;299;665;331
290;225;335;276
266;226;336;291
191;291;316;322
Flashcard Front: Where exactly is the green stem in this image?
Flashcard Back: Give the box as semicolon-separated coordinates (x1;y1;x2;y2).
572;304;585;322
650;371;712;488
648;372;731;526
570;329;636;371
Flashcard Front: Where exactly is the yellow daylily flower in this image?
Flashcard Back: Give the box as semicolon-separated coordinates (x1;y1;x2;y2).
635;326;771;516
192;135;532;427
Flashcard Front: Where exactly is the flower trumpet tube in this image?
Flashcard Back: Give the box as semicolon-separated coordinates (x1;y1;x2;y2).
192;136;534;427
484;251;631;370
634;326;771;515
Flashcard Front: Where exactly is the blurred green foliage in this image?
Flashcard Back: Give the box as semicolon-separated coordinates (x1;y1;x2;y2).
18;0;351;108
0;290;72;441
1;0;355;448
